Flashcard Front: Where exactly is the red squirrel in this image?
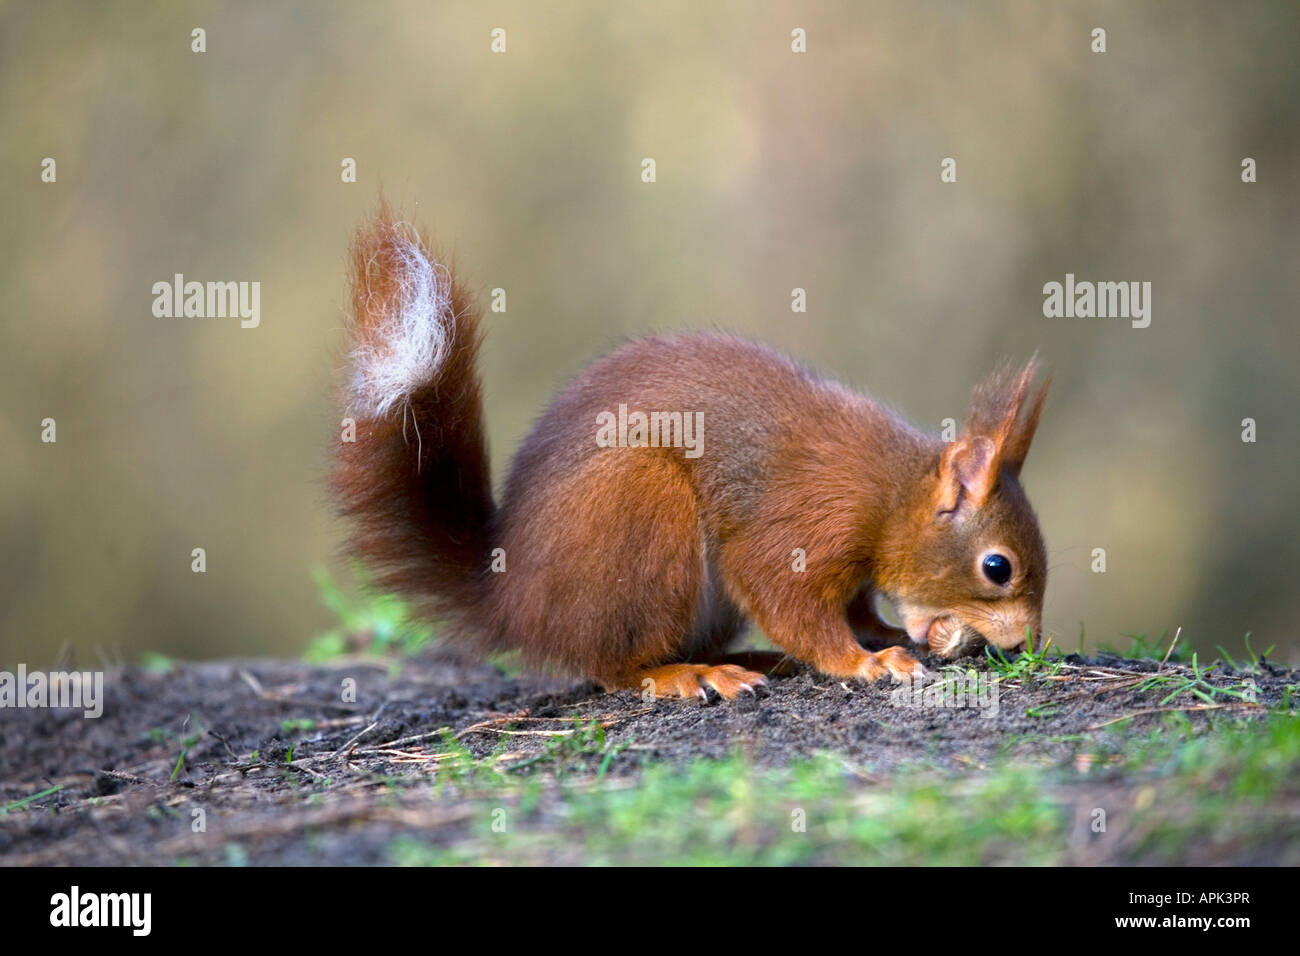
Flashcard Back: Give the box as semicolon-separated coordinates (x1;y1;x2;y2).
332;206;1050;700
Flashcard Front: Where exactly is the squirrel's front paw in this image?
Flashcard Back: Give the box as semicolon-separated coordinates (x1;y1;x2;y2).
857;646;926;682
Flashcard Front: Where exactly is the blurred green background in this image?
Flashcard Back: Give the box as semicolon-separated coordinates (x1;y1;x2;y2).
2;0;1296;667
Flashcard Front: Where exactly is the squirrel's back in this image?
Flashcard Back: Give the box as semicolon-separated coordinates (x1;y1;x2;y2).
505;331;933;514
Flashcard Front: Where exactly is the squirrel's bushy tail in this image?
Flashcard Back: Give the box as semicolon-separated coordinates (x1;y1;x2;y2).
332;204;496;630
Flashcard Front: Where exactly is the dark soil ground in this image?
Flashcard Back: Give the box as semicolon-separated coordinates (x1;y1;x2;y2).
1;648;1296;865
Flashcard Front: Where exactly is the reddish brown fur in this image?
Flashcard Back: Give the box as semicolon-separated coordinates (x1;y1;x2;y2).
331;208;1050;698
331;204;496;641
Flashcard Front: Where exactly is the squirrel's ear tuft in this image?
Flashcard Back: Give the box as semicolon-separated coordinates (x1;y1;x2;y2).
1002;374;1050;476
964;355;1050;478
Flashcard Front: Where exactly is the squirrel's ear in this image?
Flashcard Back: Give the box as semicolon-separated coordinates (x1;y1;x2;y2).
966;356;1049;479
1002;375;1050;476
936;436;998;513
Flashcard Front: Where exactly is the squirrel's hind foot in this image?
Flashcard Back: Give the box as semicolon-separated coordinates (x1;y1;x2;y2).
622;663;769;700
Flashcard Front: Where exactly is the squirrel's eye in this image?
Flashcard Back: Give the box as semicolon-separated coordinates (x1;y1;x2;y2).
981;553;1012;586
